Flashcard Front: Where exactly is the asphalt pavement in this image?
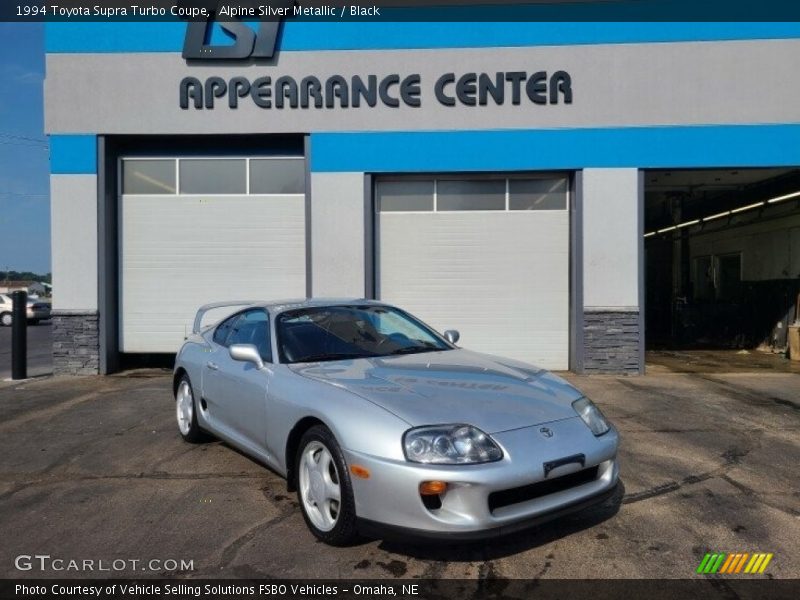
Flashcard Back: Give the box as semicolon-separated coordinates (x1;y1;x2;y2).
0;321;53;380
0;367;798;580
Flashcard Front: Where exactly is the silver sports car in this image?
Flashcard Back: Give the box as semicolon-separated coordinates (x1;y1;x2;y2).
173;299;619;545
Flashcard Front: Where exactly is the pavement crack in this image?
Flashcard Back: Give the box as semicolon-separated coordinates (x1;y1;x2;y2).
217;510;297;570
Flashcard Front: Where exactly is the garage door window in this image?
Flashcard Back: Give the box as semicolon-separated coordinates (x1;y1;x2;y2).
122;157;306;196
437;180;506;211
377;180;434;212
377;175;568;212
509;178;568;210
250;158;305;194
122;160;176;194
180;159;247;194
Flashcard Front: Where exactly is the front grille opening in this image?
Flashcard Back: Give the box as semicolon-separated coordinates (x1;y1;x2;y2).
421;494;442;510
488;466;599;512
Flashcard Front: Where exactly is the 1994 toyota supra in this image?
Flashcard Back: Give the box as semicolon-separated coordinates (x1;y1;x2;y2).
173;299;620;545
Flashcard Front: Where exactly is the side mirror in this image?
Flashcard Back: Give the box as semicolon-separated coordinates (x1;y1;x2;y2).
229;344;265;369
443;330;460;345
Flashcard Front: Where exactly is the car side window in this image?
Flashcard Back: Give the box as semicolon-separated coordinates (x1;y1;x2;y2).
227;309;272;362
212;313;240;347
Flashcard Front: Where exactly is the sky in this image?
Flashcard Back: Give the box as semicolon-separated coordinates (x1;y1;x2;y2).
0;23;50;274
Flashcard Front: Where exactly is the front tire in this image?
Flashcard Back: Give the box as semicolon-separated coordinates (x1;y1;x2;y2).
175;375;206;443
0;313;11;327
296;425;359;546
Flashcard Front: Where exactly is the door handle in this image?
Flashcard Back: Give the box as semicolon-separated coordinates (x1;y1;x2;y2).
206;361;219;371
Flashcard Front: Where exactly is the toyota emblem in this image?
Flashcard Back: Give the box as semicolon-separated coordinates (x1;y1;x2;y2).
539;427;554;438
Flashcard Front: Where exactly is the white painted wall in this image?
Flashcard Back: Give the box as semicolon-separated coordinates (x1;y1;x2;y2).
50;175;98;311
582;168;641;310
310;172;366;297
689;209;800;281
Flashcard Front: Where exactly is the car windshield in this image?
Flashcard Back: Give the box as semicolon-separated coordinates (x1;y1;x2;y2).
276;305;452;364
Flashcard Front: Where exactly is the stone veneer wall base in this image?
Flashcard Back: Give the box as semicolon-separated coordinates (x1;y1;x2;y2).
582;310;641;374
52;310;100;375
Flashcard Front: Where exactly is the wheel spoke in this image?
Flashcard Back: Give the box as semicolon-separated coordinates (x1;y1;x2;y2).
325;479;341;502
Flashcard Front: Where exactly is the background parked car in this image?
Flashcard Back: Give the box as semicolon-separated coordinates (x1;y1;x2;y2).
0;294;51;326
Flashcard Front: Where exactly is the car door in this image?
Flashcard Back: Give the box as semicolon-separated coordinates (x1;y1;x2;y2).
205;309;272;454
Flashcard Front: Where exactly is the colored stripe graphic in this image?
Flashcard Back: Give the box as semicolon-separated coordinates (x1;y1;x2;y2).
698;552;773;574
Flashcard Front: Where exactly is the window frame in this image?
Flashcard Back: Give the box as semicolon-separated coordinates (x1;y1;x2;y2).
119;156;306;197
226;308;273;363
375;173;570;214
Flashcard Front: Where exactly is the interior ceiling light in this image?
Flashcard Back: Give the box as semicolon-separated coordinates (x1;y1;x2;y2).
767;190;800;204
644;189;800;237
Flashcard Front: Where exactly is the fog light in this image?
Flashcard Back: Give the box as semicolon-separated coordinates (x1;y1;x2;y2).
419;481;448;496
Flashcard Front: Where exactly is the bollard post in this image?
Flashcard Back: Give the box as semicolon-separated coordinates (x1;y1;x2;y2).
11;290;27;380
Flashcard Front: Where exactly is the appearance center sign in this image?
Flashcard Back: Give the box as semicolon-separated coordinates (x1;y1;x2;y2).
179;71;573;110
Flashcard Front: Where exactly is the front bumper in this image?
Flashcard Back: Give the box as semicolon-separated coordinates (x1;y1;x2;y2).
26;308;50;320
345;417;619;537
358;481;620;541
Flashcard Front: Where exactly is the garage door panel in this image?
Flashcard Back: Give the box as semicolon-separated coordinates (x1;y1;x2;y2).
379;210;569;370
121;194;305;353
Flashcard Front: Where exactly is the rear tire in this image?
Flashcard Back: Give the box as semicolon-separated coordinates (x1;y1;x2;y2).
0;313;11;327
174;375;207;443
295;425;359;546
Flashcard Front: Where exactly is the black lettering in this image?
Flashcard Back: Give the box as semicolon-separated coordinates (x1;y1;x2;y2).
325;75;349;108
250;76;272;108
228;76;250;109
379;74;400;108
204;76;227;109
275;76;298;108
526;71;547;105
550;71;572;104
351;75;377;108
179;76;203;109
456;72;477;106
300;76;323;108
505;71;526;105
478;72;504;105
401;74;421;107
434;73;456;106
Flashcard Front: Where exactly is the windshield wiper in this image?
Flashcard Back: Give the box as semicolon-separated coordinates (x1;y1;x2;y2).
387;346;441;356
293;352;367;363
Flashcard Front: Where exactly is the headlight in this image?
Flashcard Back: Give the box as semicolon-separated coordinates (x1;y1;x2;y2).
403;424;503;465
572;397;611;436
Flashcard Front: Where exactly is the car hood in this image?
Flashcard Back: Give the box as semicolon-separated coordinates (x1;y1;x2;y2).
289;349;583;433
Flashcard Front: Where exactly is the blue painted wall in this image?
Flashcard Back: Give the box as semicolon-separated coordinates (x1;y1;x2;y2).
50;135;97;175
311;125;800;172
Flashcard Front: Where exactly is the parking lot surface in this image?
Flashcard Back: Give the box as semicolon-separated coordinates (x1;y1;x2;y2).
0;368;798;579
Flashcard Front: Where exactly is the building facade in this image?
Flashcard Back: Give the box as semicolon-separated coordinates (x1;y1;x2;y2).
44;21;800;375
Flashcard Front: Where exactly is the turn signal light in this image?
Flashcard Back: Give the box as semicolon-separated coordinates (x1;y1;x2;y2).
419;481;448;496
350;465;371;479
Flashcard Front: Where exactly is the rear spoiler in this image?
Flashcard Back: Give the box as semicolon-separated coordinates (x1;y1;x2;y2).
192;301;260;334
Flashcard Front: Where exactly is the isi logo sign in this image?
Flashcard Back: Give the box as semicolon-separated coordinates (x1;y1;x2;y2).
181;0;294;60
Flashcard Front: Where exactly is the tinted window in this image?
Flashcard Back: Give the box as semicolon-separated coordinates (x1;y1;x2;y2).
212;313;239;347
180;159;246;194
437;179;506;211
377;180;434;212
227;309;271;361
122;160;176;194
249;158;305;194
509;178;568;210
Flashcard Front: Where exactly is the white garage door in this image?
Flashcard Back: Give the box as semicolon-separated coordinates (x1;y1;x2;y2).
120;157;306;353
377;176;569;369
